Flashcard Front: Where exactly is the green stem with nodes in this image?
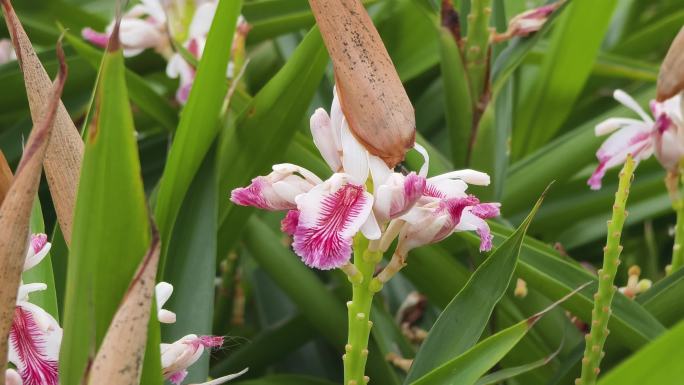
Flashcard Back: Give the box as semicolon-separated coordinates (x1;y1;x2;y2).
463;0;492;105
343;235;382;385
671;199;684;273
668;167;684;274
578;155;635;385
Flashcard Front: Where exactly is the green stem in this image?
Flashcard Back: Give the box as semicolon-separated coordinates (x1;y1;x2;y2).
464;0;492;105
343;235;381;385
578;155;635;385
670;199;684;274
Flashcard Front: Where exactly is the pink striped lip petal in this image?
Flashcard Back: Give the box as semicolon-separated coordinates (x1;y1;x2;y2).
281;209;300;236
30;234;48;254
293;176;373;270
9;307;59;385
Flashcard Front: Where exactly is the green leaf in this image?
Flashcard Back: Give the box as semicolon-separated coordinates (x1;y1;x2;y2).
233;374;337;385
59;40;155;384
217;27;328;257
438;26;473;168
24;196;59;319
243;217;400;384
489;0;571;93
637;266;684;327
210;314;315;377
473;352;557;385
597;319;684;385
503;87;655;214
512;0;619;158
161;147;218;382
404;190;547;383
154;0;242;273
410;320;533;385
62;29;178;132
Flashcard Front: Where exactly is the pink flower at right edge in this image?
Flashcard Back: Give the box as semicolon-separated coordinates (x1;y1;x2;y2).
588;90;684;190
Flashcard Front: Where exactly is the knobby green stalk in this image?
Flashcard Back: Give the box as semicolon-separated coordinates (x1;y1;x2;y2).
577;155;635;385
343;235;382;385
671;198;684;273
464;0;492;105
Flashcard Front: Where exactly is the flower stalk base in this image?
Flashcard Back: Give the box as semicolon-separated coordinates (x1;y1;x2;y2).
343;235;381;385
577;155;635;385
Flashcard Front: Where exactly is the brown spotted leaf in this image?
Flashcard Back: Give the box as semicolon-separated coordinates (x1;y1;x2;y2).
0;42;67;385
87;230;160;385
309;0;415;167
2;0;84;245
0;151;12;206
657;26;684;101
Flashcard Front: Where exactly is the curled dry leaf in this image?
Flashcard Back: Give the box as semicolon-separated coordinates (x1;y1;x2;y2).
0;42;67;385
1;0;84;245
0;151;12;206
309;0;415;167
657;26;684;101
87;229;160;385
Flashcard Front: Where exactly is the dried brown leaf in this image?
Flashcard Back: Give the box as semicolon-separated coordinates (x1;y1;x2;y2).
0;151;12;206
309;0;415;167
87;229;160;385
0;42;67;385
2;0;84;245
657;26;684;101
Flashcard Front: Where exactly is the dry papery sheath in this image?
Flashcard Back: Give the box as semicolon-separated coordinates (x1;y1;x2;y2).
658;26;684;102
309;0;415;167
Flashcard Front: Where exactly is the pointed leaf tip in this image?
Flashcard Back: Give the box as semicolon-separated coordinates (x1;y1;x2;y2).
527;281;592;328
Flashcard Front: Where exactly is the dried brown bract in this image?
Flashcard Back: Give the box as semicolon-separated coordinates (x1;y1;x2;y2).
309;0;415;167
657;26;684;101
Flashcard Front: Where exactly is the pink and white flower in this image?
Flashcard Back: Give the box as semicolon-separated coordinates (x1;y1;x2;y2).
155;281;177;324
231;88;383;270
161;334;224;384
7;234;61;385
588;90;684;190
83;0;249;104
293;173;378;269
82;0;169;57
156;282;246;385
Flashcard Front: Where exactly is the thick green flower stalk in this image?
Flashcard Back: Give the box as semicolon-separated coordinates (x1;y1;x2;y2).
671;193;684;273
578;155;635;385
343;236;381;385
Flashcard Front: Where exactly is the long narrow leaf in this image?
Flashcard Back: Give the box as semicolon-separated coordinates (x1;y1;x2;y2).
405;190;547;383
154;0;242;273
59;29;155;385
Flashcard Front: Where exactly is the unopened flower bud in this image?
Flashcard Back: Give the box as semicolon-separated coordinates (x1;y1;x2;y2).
309;0;415;167
491;1;564;43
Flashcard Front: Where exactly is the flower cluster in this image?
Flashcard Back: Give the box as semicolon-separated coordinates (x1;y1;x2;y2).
6;234;60;385
156;282;247;385
82;0;249;104
588;90;684;190
231;87;500;271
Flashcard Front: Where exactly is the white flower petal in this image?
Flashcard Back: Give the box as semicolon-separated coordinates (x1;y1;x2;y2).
310;108;343;172
340;122;369;184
